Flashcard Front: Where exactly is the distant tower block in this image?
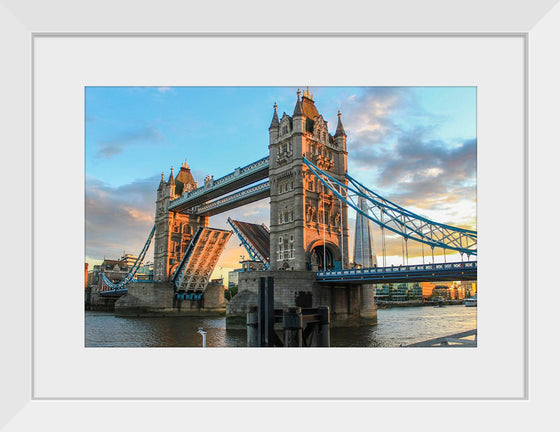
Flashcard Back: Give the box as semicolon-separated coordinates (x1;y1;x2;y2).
353;196;378;268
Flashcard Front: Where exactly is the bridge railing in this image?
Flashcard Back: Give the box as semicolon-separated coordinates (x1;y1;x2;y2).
99;225;155;292
212;156;269;187
316;261;477;277
194;181;270;214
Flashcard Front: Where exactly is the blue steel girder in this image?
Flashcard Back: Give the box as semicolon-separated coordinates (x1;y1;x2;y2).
316;261;477;284
302;157;477;256
169;156;269;212
227;217;270;269
192;181;270;216
100;225;156;293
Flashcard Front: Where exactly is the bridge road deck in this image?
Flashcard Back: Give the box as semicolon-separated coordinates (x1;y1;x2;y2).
316;261;477;285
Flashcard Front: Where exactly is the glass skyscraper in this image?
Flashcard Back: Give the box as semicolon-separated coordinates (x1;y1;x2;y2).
353;196;378;267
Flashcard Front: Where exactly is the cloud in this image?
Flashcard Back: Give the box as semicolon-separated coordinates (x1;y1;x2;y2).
85;174;158;260
341;88;476;230
95;125;165;159
86;174;272;269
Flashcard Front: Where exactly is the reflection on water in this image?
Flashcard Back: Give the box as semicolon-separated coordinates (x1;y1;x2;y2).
331;305;477;347
85;305;476;348
85;313;246;347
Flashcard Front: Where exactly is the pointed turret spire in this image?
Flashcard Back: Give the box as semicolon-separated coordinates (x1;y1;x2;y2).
293;89;304;117
335;110;347;137
168;166;175;185
269;102;279;130
158;171;165;191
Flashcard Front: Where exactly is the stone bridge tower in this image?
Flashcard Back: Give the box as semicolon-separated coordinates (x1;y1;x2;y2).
153;161;208;282
268;89;349;272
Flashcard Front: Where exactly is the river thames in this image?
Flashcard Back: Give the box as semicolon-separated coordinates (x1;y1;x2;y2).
85;304;476;347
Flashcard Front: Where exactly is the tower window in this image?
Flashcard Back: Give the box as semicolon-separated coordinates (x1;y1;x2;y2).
290;236;295;259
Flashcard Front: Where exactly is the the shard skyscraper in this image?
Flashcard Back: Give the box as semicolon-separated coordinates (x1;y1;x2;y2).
353;196;378;268
353;196;379;321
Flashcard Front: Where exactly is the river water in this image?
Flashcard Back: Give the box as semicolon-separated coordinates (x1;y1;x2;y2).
85;305;476;347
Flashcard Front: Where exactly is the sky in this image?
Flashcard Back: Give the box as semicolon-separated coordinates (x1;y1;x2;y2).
85;86;477;281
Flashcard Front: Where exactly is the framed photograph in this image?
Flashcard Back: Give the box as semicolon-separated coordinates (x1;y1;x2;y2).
2;0;557;429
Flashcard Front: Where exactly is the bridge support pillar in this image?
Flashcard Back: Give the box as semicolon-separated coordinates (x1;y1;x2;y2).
230;271;377;328
360;284;378;324
324;284;361;327
114;282;227;317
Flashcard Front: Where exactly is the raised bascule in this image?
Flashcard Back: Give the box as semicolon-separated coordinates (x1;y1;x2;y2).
98;88;477;326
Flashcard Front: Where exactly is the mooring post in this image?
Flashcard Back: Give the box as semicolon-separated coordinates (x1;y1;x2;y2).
317;306;330;347
247;305;258;347
283;307;303;347
257;278;266;347
264;276;274;347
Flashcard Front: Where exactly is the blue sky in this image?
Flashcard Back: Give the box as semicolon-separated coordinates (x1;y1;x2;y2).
85;86;476;277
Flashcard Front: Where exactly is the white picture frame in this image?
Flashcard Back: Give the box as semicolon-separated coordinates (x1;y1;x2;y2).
1;0;557;429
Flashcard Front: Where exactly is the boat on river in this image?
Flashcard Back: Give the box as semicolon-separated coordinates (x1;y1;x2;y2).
464;294;477;307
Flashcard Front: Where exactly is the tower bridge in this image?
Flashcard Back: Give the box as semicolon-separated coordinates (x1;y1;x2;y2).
102;88;477;326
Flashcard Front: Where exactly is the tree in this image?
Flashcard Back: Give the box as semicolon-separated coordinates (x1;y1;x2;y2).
225;284;238;301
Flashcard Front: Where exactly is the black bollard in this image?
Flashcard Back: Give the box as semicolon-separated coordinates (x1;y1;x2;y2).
247;305;259;347
283;307;303;347
257;277;275;347
316;306;330;347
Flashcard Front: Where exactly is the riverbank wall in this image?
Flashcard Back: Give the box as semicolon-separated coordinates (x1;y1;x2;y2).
376;299;465;308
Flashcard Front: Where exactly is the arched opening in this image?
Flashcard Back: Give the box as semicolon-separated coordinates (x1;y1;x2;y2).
309;244;336;271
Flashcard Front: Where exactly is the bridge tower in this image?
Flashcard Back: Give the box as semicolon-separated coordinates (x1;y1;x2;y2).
268;89;349;272
153;161;208;282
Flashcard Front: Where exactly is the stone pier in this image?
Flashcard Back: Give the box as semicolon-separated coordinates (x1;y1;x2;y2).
114;281;227;317
226;270;377;328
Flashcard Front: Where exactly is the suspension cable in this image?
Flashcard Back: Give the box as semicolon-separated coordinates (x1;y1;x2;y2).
322;182;326;271
301;157;477;257
339;186;344;269
381;209;386;267
405;237;409;265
